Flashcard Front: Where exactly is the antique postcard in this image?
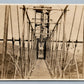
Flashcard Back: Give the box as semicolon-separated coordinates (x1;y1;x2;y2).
0;4;84;80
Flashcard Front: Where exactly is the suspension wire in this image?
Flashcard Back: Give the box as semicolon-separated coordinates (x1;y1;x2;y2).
73;6;83;62
56;9;65;71
24;20;28;78
17;6;21;39
3;6;22;78
59;16;64;74
30;24;32;72
57;12;66;78
50;35;53;71
27;20;30;77
54;25;58;78
60;9;67;78
56;19;61;78
64;6;77;78
72;7;83;79
17;5;21;76
48;10;62;78
69;6;77;40
45;6;68;78
1;5;10;79
46;38;49;67
49;39;50;65
64;6;77;71
24;10;30;78
65;6;77;65
2;6;8;78
64;6;83;79
9;6;14;38
25;10;36;39
9;6;15;57
25;8;37;78
45;10;64;78
57;6;75;79
56;19;62;78
58;20;62;46
55;9;67;78
14;5;22;78
52;33;54;74
5;6;15;78
21;5;26;78
49;32;56;77
52;30;54;76
46;24;60;78
49;5;68;39
4;6;15;78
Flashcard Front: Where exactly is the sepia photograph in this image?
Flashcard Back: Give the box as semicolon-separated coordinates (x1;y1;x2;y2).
0;4;84;80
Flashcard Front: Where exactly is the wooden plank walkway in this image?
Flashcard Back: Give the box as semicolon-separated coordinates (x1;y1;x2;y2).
29;59;51;79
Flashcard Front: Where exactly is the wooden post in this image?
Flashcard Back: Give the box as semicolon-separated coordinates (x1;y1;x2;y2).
1;6;10;79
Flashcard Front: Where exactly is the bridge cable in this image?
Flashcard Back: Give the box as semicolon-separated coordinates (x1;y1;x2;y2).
21;5;26;78
64;6;77;78
72;7;83;79
14;5;22;78
65;6;77;67
6;6;15;78
64;6;83;79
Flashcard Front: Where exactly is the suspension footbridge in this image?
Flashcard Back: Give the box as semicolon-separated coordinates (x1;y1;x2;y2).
0;5;84;79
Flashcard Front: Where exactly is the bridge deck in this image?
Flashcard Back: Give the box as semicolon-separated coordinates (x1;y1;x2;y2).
29;59;51;79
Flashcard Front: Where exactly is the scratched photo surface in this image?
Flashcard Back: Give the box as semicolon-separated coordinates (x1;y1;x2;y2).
0;4;84;79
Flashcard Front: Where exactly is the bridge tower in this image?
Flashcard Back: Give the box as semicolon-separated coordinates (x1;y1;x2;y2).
33;5;52;59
